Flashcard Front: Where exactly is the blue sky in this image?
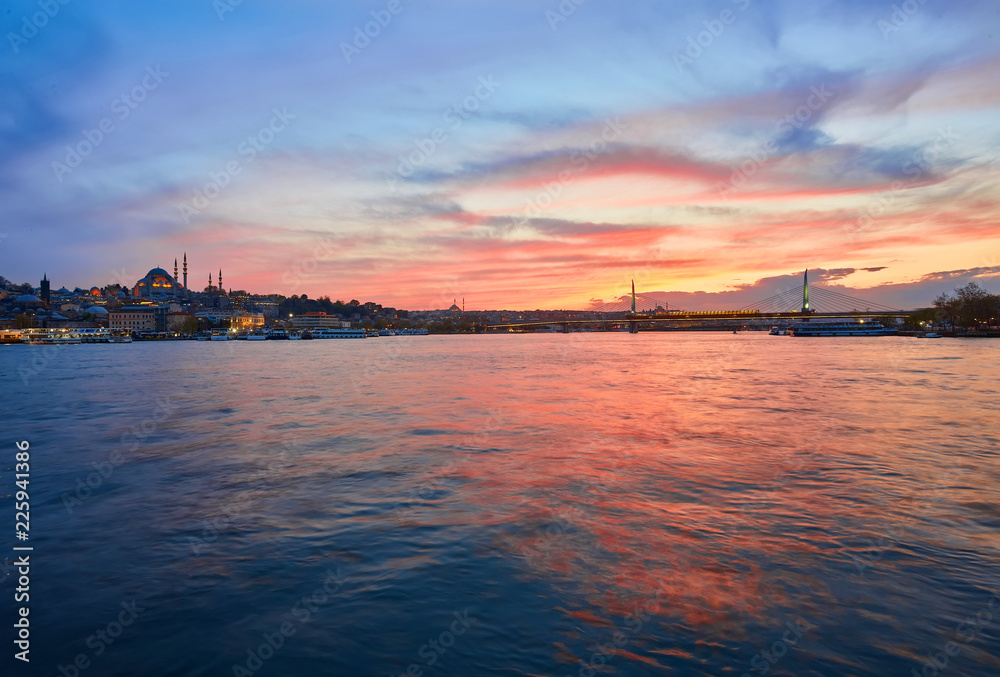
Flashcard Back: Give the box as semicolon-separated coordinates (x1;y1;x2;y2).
2;0;999;309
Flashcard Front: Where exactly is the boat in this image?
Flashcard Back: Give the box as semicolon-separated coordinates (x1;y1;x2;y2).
210;329;232;341
789;321;897;337
108;331;132;343
266;329;289;340
1;329;24;344
311;328;366;339
300;330;313;340
247;329;268;341
195;331;211;341
917;332;943;339
287;331;302;340
377;329;395;336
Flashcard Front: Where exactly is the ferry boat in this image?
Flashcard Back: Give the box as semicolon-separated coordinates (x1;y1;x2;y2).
287;331;303;340
266;329;289;340
311;328;366;339
789;321;897;337
21;328;82;344
247;329;268;341
210;329;233;341
1;329;24;344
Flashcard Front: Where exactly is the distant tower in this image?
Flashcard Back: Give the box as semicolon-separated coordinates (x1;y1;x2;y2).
183;253;188;290
218;269;222;291
40;273;50;306
209;272;213;291
174;258;178;281
802;269;810;312
631;280;636;314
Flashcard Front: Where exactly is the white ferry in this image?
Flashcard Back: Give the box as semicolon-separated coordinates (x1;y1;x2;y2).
21;328;82;344
210;329;233;341
789;321;897;337
265;329;289;340
247;329;268;341
311;328;366;339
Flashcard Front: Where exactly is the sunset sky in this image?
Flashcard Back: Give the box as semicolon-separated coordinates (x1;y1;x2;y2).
3;0;999;310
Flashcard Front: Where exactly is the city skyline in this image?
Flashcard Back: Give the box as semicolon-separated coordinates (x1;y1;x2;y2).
3;1;1000;309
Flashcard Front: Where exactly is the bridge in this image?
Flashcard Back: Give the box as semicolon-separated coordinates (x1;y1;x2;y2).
486;270;912;332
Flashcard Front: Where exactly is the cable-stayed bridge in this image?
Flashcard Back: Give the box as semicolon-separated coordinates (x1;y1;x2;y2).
486;270;911;331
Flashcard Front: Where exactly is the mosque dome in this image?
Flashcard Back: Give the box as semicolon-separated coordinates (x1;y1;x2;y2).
146;268;171;278
90;286;102;296
85;306;109;315
15;294;42;304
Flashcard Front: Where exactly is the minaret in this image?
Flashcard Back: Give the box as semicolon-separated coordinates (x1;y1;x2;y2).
802;269;810;312
209;272;213;291
631;280;636;313
183;253;188;290
218;269;222;291
174;258;178;281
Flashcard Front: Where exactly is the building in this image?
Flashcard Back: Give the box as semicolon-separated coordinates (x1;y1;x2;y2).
110;305;168;333
40;274;50;306
133;267;185;299
290;312;350;329
195;309;232;324
231;313;265;331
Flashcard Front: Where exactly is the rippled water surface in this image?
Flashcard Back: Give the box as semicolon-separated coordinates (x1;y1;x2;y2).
2;333;1000;676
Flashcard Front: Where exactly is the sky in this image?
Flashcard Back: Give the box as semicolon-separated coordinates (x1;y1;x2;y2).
2;0;999;310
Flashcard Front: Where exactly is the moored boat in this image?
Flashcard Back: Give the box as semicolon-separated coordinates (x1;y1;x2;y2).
311;328;366;339
789;321;897;337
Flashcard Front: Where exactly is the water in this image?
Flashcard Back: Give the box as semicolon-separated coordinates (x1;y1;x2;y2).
2;333;999;676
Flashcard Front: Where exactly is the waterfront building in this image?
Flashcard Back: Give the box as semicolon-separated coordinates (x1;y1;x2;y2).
110;305;168;333
231;312;265;331
290;312;351;329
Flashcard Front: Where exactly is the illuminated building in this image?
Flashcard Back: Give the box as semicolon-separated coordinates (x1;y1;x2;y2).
133;267;184;299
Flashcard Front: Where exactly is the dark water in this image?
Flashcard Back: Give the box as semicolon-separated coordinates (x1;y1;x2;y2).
2;334;999;676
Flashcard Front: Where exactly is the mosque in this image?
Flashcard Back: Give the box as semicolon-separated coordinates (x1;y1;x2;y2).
131;253;226;298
